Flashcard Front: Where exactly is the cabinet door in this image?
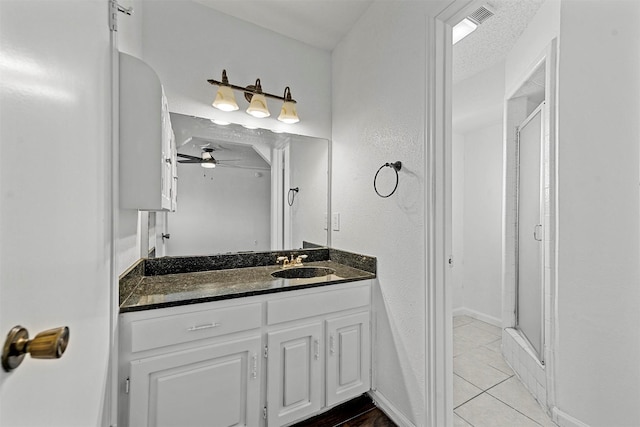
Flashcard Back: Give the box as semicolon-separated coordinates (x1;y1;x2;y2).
129;336;261;427
267;322;322;426
326;312;371;407
160;90;174;211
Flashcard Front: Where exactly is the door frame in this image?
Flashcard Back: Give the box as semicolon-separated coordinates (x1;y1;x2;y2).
426;3;558;425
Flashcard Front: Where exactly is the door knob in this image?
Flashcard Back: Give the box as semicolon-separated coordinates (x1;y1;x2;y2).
2;326;70;372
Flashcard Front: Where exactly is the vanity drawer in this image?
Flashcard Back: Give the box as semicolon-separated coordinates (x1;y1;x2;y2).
130;303;262;353
267;283;370;325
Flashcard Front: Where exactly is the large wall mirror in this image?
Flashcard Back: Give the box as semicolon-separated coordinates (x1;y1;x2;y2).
146;113;330;257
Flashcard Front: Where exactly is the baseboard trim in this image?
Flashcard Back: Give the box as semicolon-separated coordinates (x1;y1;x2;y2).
452;307;502;327
552;407;590;427
368;390;416;427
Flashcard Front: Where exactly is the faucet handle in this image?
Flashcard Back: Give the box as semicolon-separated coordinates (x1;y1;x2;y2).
276;256;287;264
298;255;308;260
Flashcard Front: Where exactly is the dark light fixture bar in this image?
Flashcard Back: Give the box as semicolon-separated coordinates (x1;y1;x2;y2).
207;78;290;102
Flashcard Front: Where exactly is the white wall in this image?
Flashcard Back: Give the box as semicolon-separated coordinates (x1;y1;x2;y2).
452;61;505;319
116;0;332;273
332;1;448;424
453;61;505;135
166;165;271;256
452;132;465;310
505;0;561;95
461;123;503;322
141;1;331;139
289;138;329;248
555;1;640;425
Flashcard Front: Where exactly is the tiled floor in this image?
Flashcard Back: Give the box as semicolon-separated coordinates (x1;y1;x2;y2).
453;315;556;427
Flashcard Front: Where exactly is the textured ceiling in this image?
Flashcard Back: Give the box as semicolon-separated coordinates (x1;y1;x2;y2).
194;0;373;51
453;0;546;83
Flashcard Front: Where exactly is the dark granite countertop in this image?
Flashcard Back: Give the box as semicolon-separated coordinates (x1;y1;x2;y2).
119;248;376;313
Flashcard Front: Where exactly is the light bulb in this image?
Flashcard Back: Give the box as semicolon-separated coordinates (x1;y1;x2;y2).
212;85;239;111
246;93;270;118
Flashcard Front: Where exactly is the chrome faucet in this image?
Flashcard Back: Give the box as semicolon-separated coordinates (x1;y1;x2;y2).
276;254;308;268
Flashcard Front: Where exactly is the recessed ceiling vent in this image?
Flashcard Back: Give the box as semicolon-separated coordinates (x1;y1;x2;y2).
468;4;495;25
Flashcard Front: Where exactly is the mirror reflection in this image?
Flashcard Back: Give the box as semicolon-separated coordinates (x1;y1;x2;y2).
148;113;330;257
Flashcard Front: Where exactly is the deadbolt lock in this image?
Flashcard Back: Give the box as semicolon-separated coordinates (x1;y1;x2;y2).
2;325;70;372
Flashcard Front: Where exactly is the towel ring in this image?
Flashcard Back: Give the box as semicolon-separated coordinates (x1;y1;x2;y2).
288;187;299;206
373;161;402;198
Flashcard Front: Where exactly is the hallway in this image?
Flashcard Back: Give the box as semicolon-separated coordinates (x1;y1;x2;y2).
453;316;556;426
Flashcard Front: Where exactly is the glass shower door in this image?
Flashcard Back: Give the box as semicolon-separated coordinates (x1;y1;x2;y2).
516;103;545;363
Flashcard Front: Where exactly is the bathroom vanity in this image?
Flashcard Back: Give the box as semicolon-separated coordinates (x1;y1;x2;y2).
118;248;375;427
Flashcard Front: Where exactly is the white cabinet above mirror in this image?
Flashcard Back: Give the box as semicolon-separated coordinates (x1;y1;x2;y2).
119;52;177;212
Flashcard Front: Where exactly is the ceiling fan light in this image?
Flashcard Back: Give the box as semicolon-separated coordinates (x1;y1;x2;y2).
201;162;216;169
246;93;270;118
212;85;239;112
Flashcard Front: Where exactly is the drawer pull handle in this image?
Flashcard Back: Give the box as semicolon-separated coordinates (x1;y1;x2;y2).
187;322;220;332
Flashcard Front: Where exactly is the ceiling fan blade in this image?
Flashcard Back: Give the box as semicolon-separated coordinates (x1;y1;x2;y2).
177;159;205;164
215;163;270;171
214;159;243;162
177;153;202;160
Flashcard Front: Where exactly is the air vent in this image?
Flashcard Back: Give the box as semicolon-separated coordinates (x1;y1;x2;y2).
468;4;495;25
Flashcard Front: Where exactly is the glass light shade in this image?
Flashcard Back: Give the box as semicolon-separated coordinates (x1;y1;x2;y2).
212;85;239;112
278;100;299;124
212;119;230;126
452;18;477;45
246;94;270;118
201;162;216;169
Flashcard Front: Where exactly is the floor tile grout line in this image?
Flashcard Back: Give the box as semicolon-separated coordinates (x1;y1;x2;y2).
453;316;556;426
484;390;554;427
453;389;487;410
453;370;515;410
453;410;476;427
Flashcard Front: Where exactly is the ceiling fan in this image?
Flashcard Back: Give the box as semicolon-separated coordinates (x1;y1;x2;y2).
177;148;240;169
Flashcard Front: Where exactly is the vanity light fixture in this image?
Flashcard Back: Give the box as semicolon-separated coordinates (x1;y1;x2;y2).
207;70;300;123
246;79;270;118
211;70;239;112
278;87;299;124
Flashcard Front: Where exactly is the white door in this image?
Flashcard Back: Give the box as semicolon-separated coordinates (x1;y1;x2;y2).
267;322;322;426
0;1;113;425
516;103;545;362
326;312;370;407
129;336;262;427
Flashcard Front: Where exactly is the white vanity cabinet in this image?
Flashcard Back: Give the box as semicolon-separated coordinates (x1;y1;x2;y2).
325;311;371;407
267;322;323;426
129;336;262;427
265;283;371;426
119;52;177;211
119;301;264;427
119;280;372;427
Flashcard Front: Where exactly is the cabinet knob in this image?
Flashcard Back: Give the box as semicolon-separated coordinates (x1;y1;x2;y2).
2;326;70;372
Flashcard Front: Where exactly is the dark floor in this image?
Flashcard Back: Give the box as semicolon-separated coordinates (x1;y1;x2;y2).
292;394;397;427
